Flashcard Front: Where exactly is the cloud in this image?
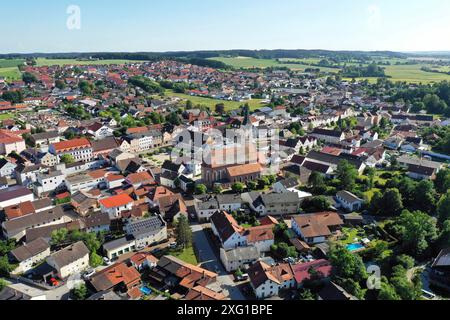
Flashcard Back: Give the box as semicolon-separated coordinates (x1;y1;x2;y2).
367;4;381;31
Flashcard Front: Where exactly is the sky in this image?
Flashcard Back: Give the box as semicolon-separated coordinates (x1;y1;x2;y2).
2;0;450;53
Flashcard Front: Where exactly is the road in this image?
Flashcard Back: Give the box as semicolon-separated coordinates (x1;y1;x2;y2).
191;224;246;300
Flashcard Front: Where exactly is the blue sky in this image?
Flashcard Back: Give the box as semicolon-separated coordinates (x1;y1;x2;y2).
2;0;450;53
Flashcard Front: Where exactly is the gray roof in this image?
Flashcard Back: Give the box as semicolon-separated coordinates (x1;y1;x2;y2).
3;206;64;234
277;177;299;189
261;192;299;205
102;235;135;251
82;212;110;229
125;215;166;237
48;241;89;267
10;238;49;262
220;246;259;262
336;190;362;204
216;193;242;205
0;186;33;203
31;131;60;141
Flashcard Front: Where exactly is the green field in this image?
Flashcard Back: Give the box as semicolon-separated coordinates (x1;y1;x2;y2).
208;56;339;73
0;67;22;81
0;113;14;120
344;63;450;84
0;59;25;68
35;58;145;67
163;89;267;112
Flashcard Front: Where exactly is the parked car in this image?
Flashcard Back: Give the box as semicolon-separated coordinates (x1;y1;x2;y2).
169;242;177;249
103;257;112;266
82;269;96;280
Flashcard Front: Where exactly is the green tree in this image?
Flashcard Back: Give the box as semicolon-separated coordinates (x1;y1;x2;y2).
329;244;367;282
308;171;326;194
336;160;358;191
231;182;245;193
195;184;207;195
247;181;258;190
71;283;89;300
0;278;6;291
0;255;15;277
378;278;401;300
437;191;450;226
174;215;193;249
213;185;223;194
60;154;75;165
298;288;316;300
22;72;37;84
89;252;103;268
371;188;403;216
51;228;69;245
396;210;438;256
301;196;331;213
435;169;450;194
414;180;436;213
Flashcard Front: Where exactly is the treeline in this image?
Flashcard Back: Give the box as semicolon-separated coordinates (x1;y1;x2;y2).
128;76;164;94
389;81;450;116
0;49;407;62
341;63;386;78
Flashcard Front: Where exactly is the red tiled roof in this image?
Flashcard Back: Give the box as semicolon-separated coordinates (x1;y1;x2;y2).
99;193;134;209
52;138;91;153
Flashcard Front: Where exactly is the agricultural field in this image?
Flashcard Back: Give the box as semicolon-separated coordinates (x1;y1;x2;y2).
0;59;25;82
208;56;339;73
0;59;25;68
0;67;22;81
35;58;145;67
162;89;268;112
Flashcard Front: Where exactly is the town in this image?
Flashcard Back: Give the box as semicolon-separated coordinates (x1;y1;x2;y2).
0;52;449;303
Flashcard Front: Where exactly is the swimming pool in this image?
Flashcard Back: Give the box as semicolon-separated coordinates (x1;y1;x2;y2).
140;286;152;295
346;243;364;252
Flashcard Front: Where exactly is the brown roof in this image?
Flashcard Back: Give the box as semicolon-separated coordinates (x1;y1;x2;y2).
10;238;49;262
248;261;294;288
90;262;141;292
210;211;243;243
4;201;35;220
184;286;226;301
292;212;343;238
244;225;274;243
48;241;89;268
226;163;263;178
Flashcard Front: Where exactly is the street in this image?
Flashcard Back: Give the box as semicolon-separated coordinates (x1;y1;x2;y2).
191;224;246;300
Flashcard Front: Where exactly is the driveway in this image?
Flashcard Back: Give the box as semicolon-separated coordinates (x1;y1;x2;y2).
191;224;246;300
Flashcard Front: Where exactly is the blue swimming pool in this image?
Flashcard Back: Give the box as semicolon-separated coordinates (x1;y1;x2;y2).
140;286;152;295
347;243;364;252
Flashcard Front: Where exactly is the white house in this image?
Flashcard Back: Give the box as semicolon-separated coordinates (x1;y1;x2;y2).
335;191;364;212
10;238;51;274
220;246;260;272
99;193;134;219
46;241;90;279
33;171;66;197
210;211;247;250
248;261;296;299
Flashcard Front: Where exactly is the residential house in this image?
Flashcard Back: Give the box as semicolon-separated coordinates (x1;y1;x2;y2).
46;241;90;279
291;212;344;244
9;238;51;274
247;261;296;299
219;245;260;272
124;215;167;249
0;186;35;210
2;206;65;240
99;194;135;219
0;158;17;178
335;191;364;212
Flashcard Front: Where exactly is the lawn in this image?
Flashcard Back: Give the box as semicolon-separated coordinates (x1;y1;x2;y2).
163;89;268;112
0;113;14;120
167;246;198;265
339;227;365;245
208;56;339;73
35;58;145;67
